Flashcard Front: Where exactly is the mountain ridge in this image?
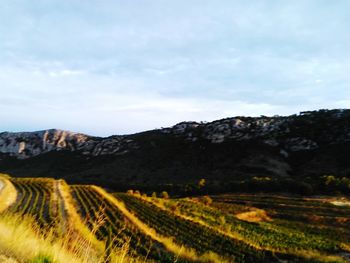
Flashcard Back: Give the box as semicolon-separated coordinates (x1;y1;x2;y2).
1;109;350;195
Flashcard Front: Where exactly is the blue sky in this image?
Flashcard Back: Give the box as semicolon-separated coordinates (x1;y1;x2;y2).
0;1;349;136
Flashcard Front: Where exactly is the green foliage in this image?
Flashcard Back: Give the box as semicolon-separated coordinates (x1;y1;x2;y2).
4;176;350;262
28;254;55;263
7;178;61;229
321;175;350;194
158;194;350;261
115;193;276;262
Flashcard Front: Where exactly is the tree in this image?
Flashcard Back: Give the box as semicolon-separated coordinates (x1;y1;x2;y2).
151;192;157;198
161;191;169;199
198;178;206;189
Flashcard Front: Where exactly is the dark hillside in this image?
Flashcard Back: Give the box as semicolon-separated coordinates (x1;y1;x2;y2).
1;109;350;195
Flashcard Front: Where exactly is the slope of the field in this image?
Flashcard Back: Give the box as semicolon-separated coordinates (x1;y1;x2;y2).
70;185;188;262
114;192;350;263
1;176;350;262
0;177;136;263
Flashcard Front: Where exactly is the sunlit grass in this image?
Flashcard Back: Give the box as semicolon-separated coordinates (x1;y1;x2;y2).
0;212;138;263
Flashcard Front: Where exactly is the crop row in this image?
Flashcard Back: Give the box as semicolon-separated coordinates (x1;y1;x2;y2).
115;193;275;263
211;195;350;226
7;178;60;228
212;194;350;214
70;185;183;262
160;197;343;254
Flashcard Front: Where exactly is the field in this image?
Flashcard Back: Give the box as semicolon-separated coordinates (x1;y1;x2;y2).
1;176;350;263
8;178;64;229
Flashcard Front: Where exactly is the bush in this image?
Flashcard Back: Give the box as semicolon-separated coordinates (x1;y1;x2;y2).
161;191;169;199
201;196;213;205
28;254;55;263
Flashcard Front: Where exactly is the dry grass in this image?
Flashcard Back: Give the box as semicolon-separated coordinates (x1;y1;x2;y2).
0;177;139;263
0;213;86;262
0;211;137;263
235;209;271;223
58;180;105;253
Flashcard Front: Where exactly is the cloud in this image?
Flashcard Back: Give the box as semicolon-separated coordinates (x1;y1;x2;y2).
0;0;349;135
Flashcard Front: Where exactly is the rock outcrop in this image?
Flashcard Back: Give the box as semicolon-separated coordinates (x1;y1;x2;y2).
0;129;137;159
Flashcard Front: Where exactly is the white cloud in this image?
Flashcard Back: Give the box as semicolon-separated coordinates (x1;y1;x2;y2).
0;0;349;135
48;69;84;77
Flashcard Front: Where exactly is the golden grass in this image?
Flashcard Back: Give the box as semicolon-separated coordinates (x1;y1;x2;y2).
0;210;139;263
0;177;141;263
58;180;104;252
0;213;87;263
235;209;271;223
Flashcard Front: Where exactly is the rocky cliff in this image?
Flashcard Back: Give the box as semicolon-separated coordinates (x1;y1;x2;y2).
0;129;137;159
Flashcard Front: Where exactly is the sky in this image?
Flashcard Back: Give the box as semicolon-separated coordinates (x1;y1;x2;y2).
0;0;349;136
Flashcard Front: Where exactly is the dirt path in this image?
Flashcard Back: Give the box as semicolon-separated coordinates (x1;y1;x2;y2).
0;178;17;213
54;180;68;234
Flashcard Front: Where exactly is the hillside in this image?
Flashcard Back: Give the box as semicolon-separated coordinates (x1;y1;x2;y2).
1;109;350;195
1;176;350;262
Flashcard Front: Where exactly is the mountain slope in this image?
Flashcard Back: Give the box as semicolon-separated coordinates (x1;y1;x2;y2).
1;109;350;195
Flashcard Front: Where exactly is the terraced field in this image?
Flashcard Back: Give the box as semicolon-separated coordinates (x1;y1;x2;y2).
70;185;182;262
7;178;63;229
115;193;275;262
212;194;350;224
1;177;350;263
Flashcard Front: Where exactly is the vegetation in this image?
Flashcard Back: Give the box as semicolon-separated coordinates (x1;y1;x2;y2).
149;194;350;261
1;175;350;262
70;185;181;262
0;177;135;263
2;110;350;197
7;178;62;228
0;213;107;263
115;193;275;262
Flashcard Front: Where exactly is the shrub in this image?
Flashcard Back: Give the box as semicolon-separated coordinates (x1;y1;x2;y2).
198;178;206;189
28;254;55;263
161;191;169;199
201;196;213;205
